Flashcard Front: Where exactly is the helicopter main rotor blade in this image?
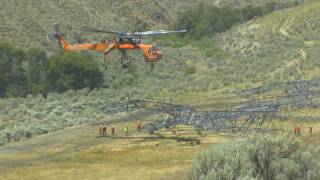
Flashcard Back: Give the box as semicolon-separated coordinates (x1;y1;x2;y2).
69;26;187;37
133;29;187;36
70;26;124;35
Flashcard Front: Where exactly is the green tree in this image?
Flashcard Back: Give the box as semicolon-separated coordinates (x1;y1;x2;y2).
0;43;28;97
173;4;281;40
0;57;6;97
46;52;104;93
25;48;48;95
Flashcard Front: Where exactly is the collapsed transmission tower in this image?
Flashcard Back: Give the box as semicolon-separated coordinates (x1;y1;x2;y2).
102;79;320;132
104;99;279;132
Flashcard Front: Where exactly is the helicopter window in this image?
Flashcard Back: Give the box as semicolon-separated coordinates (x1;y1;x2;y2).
129;38;141;44
149;47;158;53
134;39;141;44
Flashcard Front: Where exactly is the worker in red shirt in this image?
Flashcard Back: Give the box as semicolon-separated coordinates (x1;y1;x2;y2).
296;125;301;137
98;124;103;137
137;123;142;133
102;125;107;136
294;126;297;137
111;125;115;136
309;127;313;136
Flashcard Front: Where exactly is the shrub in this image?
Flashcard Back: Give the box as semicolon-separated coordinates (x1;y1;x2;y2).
190;136;320;180
185;66;196;76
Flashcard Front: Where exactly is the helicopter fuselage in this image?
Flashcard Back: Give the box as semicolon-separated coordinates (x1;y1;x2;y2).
57;35;161;63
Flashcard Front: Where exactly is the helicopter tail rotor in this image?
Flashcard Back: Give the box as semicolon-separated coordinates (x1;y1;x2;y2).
47;23;62;42
48;23;69;48
52;23;61;35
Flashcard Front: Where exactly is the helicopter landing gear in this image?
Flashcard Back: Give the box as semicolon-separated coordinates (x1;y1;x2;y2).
120;50;131;68
102;56;108;69
150;63;155;69
122;60;131;68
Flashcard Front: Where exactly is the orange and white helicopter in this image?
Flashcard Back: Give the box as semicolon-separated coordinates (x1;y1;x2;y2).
50;23;187;68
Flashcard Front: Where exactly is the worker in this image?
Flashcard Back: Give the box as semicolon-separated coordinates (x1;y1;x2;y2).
111;125;115;136
103;125;107;136
149;130;155;135
124;126;128;136
288;127;292;136
99;124;103;137
172;129;177;138
297;125;301;137
137;123;142;133
309;127;313;136
197;130;202;136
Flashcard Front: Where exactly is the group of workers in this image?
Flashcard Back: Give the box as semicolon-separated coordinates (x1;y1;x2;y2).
288;125;314;137
98;122;143;137
98;125;116;136
99;123;315;138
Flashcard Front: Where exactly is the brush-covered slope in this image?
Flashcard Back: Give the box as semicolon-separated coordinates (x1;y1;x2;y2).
218;0;320;83
0;0;218;50
0;0;299;50
0;0;312;145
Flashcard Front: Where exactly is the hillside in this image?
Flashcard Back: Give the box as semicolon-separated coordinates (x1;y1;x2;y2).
0;0;217;50
2;1;320;179
1;110;320;179
0;113;229;180
219;0;320;83
1;0;318;145
0;0;299;51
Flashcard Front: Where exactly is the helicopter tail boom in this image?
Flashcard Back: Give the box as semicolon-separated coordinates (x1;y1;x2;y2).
51;23;70;49
51;23;110;52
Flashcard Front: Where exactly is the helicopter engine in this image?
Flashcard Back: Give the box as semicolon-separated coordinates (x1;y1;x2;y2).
143;46;162;63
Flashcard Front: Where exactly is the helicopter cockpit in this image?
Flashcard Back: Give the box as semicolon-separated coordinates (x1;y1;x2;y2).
144;46;162;62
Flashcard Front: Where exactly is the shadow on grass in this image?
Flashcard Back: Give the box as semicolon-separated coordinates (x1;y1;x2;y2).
95;135;201;142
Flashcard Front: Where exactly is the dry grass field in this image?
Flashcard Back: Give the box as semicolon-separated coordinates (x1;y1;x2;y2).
0;114;229;180
1;110;320;180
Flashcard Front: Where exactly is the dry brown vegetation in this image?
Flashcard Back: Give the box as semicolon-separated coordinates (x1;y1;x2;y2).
1;111;320;180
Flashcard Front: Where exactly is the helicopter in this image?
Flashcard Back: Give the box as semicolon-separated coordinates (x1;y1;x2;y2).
50;23;187;68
